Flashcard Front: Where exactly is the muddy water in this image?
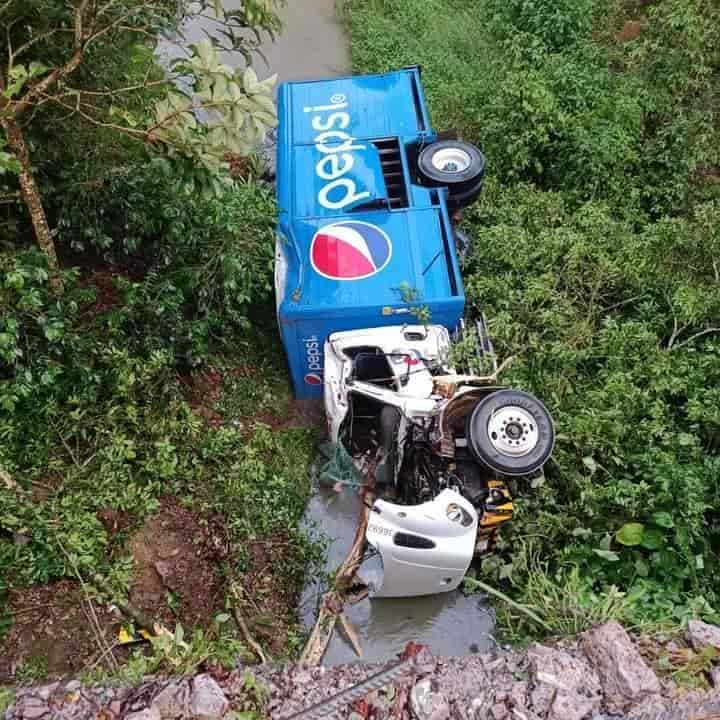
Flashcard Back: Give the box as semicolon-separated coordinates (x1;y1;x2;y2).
301;486;496;664
158;0;349;84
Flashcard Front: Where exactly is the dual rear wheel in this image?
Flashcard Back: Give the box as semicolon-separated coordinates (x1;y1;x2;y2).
417;139;486;211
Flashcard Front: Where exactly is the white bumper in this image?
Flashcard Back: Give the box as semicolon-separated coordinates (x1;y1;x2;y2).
364;489;478;598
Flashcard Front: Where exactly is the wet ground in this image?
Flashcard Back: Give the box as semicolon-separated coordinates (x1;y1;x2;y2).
301;485;496;665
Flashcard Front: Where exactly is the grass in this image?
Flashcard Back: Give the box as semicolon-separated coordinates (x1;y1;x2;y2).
0;688;15;715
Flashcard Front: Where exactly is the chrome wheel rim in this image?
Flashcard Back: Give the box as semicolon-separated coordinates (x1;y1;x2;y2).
487;405;539;457
431;147;471;174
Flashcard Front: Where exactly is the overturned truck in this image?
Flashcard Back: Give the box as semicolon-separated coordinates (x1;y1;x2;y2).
275;67;554;599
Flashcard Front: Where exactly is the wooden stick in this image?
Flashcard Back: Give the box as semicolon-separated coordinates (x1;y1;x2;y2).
232;607;268;664
338;612;363;658
90;572;157;634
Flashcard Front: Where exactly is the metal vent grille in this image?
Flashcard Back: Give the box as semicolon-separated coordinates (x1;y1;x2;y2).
372;138;409;209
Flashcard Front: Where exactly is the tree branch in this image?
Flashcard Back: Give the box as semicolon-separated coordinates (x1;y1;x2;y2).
672;327;720;350
75;0;91;49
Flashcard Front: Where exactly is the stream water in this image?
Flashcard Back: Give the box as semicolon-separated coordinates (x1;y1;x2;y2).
167;0;496;662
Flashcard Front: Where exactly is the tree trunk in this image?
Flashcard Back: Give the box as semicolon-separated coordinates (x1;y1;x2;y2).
2;117;63;294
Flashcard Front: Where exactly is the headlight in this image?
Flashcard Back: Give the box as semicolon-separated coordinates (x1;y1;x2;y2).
447;503;473;527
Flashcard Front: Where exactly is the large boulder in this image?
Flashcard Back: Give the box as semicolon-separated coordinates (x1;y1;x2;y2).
580;621;661;714
527;644;602;720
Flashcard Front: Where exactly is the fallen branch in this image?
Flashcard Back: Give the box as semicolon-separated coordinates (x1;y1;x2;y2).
338;612;363;658
232;606;268;664
57;541;118;672
300;467;376;666
90;572;157;634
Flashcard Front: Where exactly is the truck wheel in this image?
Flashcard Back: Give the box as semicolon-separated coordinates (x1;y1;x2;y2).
417;140;486;194
466;390;554;476
446;176;484;211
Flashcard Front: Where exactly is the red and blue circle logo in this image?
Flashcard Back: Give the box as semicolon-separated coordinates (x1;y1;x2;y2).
310;221;392;281
304;373;323;386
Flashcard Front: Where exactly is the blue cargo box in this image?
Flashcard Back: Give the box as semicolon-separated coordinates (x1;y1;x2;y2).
275;67;465;399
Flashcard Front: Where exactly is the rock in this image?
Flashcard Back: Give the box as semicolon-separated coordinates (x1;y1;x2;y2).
64;680;82;693
151;681;190;718
712;665;720;689
21;699;48;720
509;681;528;710
126;709;161;720
154;560;172;582
34;683;59;701
491;702;508;720
527;644;601;720
410;679;450;720
109;700;123;717
413;647;437;675
687;620;720;652
580;621;661;714
190;674;230;719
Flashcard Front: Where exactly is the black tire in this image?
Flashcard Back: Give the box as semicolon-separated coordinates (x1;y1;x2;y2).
446;176;484;211
417;140;486;192
466;390;555;476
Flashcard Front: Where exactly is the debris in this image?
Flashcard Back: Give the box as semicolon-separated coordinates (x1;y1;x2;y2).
6;625;720;720
20;698;49;719
580;621;661;714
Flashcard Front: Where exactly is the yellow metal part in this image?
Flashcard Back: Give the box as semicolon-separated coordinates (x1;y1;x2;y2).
476;479;514;555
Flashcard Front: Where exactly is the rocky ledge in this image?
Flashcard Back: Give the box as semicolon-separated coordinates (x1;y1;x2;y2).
6;621;720;720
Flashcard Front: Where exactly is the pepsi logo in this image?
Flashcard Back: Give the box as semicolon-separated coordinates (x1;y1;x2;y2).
310;221;392;281
304;373;323;386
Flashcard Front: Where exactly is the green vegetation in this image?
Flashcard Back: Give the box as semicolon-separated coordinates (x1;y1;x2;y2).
0;0;316;680
342;0;720;631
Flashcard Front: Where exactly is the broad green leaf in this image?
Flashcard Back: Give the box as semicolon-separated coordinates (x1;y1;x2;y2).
616;522;644;546
582;456;598;475
28;61;49;78
651;512;674;528
243;66;259;93
593;549;620;562
640;527;665;550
